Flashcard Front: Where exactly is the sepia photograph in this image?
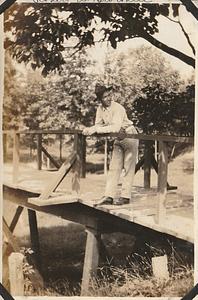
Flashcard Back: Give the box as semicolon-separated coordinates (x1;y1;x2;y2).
1;1;197;297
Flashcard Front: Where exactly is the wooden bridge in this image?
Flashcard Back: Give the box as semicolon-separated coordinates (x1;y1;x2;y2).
3;129;194;295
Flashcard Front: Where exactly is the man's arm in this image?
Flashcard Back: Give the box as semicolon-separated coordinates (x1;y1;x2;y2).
96;108;124;133
83;107;102;135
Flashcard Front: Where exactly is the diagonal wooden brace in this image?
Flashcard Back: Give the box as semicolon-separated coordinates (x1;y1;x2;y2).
38;151;77;200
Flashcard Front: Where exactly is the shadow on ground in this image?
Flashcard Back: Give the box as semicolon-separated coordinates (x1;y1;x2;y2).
16;221;194;296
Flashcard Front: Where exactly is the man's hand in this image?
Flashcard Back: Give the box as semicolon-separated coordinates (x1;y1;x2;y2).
83;126;96;136
117;128;126;140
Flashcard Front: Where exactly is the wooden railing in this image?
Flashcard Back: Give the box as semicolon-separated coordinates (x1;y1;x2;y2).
3;129;194;223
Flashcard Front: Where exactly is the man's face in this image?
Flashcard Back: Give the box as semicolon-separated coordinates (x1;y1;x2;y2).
101;90;112;108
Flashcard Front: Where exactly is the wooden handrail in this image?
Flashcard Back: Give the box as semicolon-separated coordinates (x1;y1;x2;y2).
3;129;194;144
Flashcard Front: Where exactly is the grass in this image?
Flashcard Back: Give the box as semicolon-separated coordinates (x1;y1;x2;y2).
86;246;194;297
20;224;194;297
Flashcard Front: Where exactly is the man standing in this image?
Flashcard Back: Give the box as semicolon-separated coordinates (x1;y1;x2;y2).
83;83;138;205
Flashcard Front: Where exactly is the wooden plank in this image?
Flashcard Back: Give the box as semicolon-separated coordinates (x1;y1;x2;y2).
156;141;168;223
28;209;41;270
37;134;42;170
3;129;194;143
39;151;77;200
4;184;193;243
144;141;153;188
12;132;20;184
28;195;79;206
81;225;100;296
41;145;61;169
8;252;24;296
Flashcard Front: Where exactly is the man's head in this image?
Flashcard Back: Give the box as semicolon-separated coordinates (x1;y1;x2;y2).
95;83;113;108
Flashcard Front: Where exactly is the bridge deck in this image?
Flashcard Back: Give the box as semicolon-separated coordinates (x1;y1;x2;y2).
3;164;194;243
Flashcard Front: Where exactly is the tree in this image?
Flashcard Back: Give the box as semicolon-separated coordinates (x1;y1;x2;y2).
3;53;27;129
102;46;194;136
4;49;98;132
4;3;195;77
131;84;194;136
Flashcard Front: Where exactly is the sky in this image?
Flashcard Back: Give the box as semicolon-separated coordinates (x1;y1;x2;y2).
87;4;196;80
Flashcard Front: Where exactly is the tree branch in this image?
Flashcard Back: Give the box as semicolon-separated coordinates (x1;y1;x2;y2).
178;21;195;55
140;32;195;68
180;0;198;21
164;15;195;56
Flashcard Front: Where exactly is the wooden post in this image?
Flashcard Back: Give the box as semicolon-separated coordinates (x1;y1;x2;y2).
152;255;169;280
12;132;20;184
144;140;153;189
8;252;24;296
37;134;42;170
104;139;108;176
72;133;82;194
81;135;86;178
3;132;7;161
28;209;41;270
59;134;63;162
154;140;158;161
156;141;168;223
81;225;100;296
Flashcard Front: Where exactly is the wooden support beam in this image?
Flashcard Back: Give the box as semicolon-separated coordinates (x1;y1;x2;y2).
3;206;24;260
135;156;144;174
81;223;100;296
3;218;20;252
9;206;24;233
3;132;7;161
104;139;108;176
28;209;41;269
8;252;24;296
37;134;42;170
72;134;82;194
41;146;61;169
81;135;86;178
156;141;168;223
59;134;63;162
39;151;77;200
12;132;20;184
144;141;153;189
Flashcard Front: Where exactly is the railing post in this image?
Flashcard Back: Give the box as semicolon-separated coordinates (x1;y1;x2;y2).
156;141;168;223
81;135;86;178
3;132;7;161
144;140;153;189
104;138;108;176
37;134;42;170
72;133;82;194
59;134;63;162
12;132;20;184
